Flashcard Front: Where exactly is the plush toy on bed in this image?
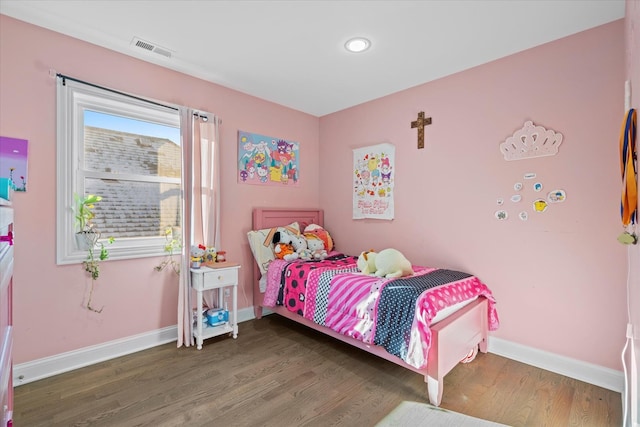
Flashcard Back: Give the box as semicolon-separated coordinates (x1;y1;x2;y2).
357;248;414;278
303;224;334;252
356;249;377;275
290;234;312;260
272;231;299;261
305;234;328;260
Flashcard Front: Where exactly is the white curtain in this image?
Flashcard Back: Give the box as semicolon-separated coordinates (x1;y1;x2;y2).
177;110;221;348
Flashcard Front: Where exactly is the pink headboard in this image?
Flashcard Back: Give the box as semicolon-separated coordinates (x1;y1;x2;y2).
252;208;324;231
251;208;324;317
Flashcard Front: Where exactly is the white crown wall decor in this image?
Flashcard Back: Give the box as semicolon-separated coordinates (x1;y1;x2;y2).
500;121;563;161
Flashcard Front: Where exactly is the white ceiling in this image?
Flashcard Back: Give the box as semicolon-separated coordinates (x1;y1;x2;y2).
0;0;626;117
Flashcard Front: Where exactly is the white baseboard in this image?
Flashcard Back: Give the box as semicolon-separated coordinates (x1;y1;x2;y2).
14;306;255;386
14;308;624;394
13;325;177;386
488;336;624;393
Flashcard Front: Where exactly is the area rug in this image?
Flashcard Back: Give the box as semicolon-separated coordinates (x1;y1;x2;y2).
376;401;510;427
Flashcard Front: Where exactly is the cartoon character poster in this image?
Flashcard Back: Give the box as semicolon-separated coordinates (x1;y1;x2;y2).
237;131;300;186
353;142;395;220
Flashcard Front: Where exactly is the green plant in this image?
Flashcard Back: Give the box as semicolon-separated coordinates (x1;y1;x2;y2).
83;236;114;313
73;193;115;312
74;193;102;232
154;226;182;275
84;236;114;280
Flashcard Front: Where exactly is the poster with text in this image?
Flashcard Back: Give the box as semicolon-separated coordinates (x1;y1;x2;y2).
237;131;300;186
353;142;395;220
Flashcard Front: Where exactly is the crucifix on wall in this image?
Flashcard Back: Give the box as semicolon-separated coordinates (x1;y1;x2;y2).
411;111;432;149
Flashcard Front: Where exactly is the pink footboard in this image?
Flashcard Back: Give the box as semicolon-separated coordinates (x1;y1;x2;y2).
427;297;488;405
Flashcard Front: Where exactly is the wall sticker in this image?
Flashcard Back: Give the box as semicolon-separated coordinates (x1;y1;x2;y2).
500;121;563;161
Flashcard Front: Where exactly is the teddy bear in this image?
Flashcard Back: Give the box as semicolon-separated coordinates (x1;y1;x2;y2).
357;248;413;278
272;231;299;261
305;234;327;260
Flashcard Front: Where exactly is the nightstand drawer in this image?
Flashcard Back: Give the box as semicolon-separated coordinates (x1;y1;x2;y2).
191;266;239;291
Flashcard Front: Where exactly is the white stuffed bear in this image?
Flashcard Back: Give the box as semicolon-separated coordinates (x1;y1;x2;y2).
358;248;413;278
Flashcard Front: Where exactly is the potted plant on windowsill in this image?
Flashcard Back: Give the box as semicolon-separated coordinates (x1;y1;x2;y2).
74;193;102;250
73;193;114;312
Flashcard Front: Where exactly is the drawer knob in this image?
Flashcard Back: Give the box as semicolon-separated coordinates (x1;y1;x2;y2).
218;275;223;280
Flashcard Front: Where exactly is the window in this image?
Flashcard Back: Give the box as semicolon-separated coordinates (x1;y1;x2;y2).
56;78;182;264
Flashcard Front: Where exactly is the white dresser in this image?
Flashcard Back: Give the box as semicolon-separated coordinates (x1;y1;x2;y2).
0;199;13;427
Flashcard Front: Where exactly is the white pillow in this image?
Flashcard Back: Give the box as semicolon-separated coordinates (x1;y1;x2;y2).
247;222;300;276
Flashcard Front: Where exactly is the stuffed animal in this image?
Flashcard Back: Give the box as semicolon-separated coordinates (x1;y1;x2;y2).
190;244;206;268
357;248;413;278
305;234;327;260
304;224;334;251
298;248;313;260
357;250;377;275
204;246;217;263
291;234;312;260
272;231;299;261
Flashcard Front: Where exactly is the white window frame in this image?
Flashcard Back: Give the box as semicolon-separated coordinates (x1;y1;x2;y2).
56;78;182;265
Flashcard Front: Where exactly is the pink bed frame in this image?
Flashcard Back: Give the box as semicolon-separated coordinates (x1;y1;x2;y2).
251;208;489;406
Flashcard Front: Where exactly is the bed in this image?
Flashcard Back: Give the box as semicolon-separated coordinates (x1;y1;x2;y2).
249;208;499;406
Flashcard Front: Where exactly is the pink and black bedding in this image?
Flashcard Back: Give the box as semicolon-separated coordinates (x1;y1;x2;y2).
262;254;499;370
250;208;499;406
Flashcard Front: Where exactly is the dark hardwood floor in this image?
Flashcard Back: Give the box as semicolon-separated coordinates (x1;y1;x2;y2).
14;316;622;426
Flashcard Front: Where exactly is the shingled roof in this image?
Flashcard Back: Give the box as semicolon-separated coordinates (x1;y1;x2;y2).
83;126;181;239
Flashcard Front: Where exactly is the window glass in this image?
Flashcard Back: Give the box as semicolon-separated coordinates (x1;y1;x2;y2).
56;78;182;264
85;178;181;239
83;111;181;178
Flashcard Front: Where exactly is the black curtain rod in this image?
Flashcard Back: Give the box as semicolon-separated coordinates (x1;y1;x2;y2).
56;73;210;119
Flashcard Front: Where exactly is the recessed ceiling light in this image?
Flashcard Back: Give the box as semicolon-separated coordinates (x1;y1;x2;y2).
345;37;371;53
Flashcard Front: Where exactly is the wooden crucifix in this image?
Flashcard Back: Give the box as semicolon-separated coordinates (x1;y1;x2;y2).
411;111;432;149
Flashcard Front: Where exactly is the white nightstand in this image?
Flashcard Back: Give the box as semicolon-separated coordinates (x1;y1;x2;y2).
190;262;240;350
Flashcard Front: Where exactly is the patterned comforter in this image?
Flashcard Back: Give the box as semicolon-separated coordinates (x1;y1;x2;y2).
263;254;499;369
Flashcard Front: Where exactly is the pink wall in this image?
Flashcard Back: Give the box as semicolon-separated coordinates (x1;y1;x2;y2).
624;0;640;423
319;21;627;370
0;15;320;364
625;0;640;337
0;12;631;374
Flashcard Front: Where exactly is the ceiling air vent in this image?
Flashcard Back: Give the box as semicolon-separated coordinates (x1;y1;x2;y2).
130;37;173;58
